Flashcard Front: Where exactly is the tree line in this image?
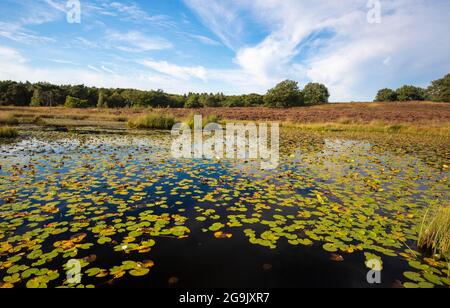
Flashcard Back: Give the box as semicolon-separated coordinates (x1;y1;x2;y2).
375;73;450;102
0;80;329;109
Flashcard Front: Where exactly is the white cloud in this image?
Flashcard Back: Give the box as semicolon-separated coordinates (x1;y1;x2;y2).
43;0;66;13
87;65;102;73
184;0;450;101
0;45;210;94
101;65;115;74
106;30;173;52
0;22;55;44
140;60;207;81
182;0;244;50
189;34;221;46
109;2;171;26
0;46;27;64
2;0;450;101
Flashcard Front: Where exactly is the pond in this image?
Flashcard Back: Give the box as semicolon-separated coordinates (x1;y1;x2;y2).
0;129;449;288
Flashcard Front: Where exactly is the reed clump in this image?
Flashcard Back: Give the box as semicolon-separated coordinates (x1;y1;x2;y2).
128;112;176;130
418;205;450;257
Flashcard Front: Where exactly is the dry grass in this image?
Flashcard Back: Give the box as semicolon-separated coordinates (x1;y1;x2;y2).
0;126;18;138
282;121;450;138
0;112;19;125
418;205;450;258
1;103;450;137
0;107;134;124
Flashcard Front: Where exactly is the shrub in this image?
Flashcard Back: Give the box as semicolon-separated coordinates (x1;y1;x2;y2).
65;96;90;108
264;80;304;108
128;112;176;130
375;88;398;102
427;73;450;102
0;126;18;138
303;83;330;105
396;85;426;101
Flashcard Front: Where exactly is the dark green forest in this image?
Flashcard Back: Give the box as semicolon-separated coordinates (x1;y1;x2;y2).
0;80;329;109
0;73;448;109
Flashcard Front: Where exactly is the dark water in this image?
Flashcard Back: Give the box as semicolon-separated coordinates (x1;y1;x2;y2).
0;131;449;288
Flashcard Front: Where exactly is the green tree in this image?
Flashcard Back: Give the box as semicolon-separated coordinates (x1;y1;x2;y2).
65;96;89;108
242;93;264;107
185;93;202;108
427;73;450;102
396;85;426;101
30;89;42;107
200;94;219;107
303;83;330;105
97;90;107;108
375;88;398;102
107;92;126;108
67;85;89;100
223;96;244;107
264;80;304;108
168;95;185;108
121;89;142;107
0;82;32;106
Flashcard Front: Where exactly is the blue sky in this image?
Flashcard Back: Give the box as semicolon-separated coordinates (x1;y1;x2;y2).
0;0;449;101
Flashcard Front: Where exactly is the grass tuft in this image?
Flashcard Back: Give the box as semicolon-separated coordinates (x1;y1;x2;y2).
185;114;222;129
418;205;450;258
0;126;18;138
128;112;176;130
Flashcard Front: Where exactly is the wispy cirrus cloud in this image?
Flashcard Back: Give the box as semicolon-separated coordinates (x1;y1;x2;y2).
106;30;173;52
109;2;172;26
0;45;209;93
182;0;244;51
0;21;55;44
140;59;207;81
189;34;221;46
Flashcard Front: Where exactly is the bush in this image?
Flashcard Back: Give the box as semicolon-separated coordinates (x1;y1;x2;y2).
396;85;426;101
128;112;176;130
375;88;398;102
64;96;90;108
0;126;18;138
264;80;304;108
303;83;330;105
427;73;450;102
